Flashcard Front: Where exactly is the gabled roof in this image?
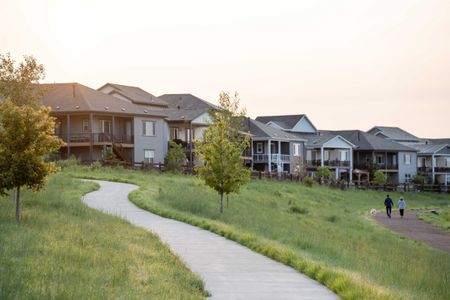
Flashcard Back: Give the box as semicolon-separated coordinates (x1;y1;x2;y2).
425;138;450;145
255;115;305;130
406;143;450;155
368;126;419;142
158;93;219;110
41;83;167;117
242;118;306;141
98;83;168;107
291;132;355;148
324;130;416;152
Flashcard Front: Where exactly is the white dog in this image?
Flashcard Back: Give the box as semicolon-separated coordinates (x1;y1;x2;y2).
370;209;377;216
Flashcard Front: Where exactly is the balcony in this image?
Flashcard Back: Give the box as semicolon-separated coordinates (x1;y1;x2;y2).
57;133;134;145
253;154;290;163
307;159;350;167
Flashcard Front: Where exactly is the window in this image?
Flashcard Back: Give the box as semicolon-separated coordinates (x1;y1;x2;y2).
101;120;112;134
256;142;263;154
404;154;411;165
324;150;330;161
270;142;276;154
82;120;89;133
293;143;302;156
143;121;156;136
170;127;179;140
144;149;155;163
306;150;312;161
377;155;383;164
445;158;450;167
340;150;348;161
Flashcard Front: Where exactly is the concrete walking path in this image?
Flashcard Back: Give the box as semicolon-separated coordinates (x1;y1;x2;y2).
82;180;337;300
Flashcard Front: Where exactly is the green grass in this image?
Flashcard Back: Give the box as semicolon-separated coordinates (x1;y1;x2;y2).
66;165;450;300
0;173;207;299
417;207;450;232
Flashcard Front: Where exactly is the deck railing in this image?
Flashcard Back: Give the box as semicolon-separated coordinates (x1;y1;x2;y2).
57;133;134;144
253;154;290;163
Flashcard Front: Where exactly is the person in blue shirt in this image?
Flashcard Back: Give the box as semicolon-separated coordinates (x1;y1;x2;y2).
384;195;394;218
398;197;406;219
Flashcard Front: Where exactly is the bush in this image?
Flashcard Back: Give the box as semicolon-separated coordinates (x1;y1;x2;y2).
165;141;186;173
339;180;347;190
373;170;387;185
412;175;426;185
303;176;314;187
102;147;116;161
56;155;79;169
90;161;102;170
315;166;331;184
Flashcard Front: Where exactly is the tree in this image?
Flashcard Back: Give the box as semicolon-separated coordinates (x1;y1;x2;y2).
373;170;387;185
165;141;186;173
195;92;251;213
315;166;332;184
0;53;45;108
0;100;63;222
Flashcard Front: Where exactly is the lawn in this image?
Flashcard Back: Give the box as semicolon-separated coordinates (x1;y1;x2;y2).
67;165;450;300
418;207;450;232
0;173;207;299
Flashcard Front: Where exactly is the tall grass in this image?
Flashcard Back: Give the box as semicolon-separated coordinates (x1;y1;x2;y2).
67;165;450;300
0;174;206;299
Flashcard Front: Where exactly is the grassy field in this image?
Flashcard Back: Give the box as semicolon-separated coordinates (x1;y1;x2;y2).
418;207;450;232
67;165;450;300
0;173;207;299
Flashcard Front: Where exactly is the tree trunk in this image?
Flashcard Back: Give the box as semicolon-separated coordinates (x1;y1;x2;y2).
220;193;223;213
226;194;229;208
15;186;20;223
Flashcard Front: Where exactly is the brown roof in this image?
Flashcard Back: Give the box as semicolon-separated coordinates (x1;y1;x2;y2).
41;83;167;117
98;83;168;107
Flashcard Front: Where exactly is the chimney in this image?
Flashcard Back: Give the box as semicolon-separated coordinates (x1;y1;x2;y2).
72;84;76;98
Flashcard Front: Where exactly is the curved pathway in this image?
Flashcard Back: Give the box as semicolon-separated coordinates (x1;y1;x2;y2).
373;210;450;253
83;180;337;300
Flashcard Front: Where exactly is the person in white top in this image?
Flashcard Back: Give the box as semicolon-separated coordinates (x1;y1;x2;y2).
398;197;406;219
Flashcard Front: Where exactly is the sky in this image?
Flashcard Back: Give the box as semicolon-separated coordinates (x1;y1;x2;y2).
1;0;449;138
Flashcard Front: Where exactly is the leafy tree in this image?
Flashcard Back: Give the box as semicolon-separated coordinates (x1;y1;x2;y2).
315;166;332;184
0;53;45;108
195;92;251;213
165;141;186;173
0;100;63;222
373;170;387;185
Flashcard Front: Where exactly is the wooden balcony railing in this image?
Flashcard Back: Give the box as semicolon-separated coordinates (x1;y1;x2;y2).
57;133;134;144
253;154;290;163
307;159;350;167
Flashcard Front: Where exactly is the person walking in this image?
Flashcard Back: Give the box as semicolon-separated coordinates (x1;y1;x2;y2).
384;194;394;218
398;197;406;219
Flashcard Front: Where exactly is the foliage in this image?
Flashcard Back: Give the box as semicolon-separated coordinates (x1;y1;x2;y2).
412;174;426;185
0;53;45;108
56;155;79;169
0;174;207;299
315;166;331;183
90;161;102;170
339;180;347;190
373;170;387;185
165;141;186;173
0;100;63;222
195;92;251;213
417;208;450;232
101;147;116;161
65;166;450;300
303;176;314;187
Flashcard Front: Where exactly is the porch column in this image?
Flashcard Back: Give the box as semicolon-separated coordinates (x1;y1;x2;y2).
431;154;435;184
278;140;282;173
349;149;353;183
67;114;71;158
112;115;115;142
250;139;254;169
89;113;94;162
267;139;272;172
320;146;324;167
189;122;193;168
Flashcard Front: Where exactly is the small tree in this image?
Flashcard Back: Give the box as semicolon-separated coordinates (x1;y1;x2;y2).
0;100;64;222
165;141;186;173
315;166;332;184
0;53;45;108
373;170;387;185
195;92;251;213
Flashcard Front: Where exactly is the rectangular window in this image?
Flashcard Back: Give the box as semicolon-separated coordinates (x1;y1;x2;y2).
306;150;312;161
170;127;179;140
339;150;348;161
256;142;263;154
324;150;330;161
101;120;112;134
293;143;301;156
82;120;89;133
144;149;155;163
377;155;383;164
270;142;276;154
143;121;156;136
404;154;411;165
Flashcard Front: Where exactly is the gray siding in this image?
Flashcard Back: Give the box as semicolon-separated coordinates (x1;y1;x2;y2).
133;117;168;164
398;151;417;183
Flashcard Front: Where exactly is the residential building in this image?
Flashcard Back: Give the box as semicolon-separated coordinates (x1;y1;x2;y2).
42;83;169;164
243;118;306;173
256;115;355;181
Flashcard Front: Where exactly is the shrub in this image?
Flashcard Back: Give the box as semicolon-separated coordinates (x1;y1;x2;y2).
303;176;314;187
165;141;186;173
90;161;102;170
412;175;426;185
56;155;79;169
339;180;347;190
373;170;387;185
102;147;116;161
315;166;331;184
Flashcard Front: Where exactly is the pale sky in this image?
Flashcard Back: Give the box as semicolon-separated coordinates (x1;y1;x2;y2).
1;0;449;137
